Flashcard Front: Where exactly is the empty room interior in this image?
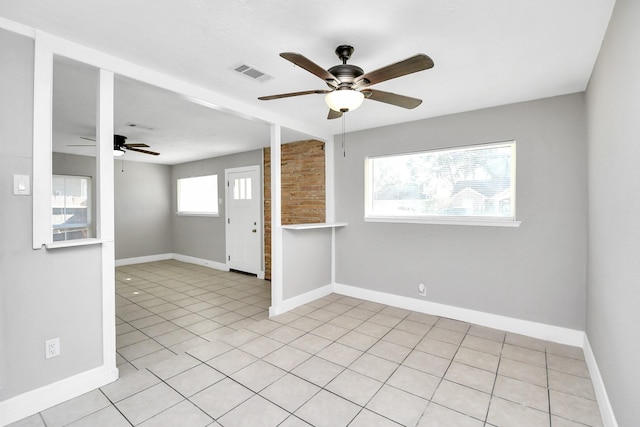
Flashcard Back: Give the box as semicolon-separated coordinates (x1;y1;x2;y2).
0;1;638;426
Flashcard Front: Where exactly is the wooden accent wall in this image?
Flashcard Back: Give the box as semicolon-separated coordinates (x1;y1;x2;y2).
264;139;326;280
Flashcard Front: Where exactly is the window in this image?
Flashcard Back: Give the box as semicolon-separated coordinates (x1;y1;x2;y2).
233;177;252;200
177;174;219;215
365;141;517;225
52;175;92;241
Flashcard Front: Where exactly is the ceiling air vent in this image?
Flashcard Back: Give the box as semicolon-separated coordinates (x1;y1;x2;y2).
232;63;273;82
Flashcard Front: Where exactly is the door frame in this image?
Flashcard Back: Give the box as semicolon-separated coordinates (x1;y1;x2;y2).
224;164;264;278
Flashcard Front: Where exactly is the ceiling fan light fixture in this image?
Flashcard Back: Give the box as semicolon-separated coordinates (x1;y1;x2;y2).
113;148;125;157
325;89;364;113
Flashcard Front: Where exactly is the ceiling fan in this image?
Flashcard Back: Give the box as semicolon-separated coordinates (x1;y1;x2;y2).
69;134;160;156
259;45;434;119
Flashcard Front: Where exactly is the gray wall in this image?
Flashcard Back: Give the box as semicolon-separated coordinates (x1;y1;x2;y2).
171;150;263;264
283;229;332;299
114;160;172;259
52;154;173;260
335;94;588;330
0;29;103;400
585;0;640;424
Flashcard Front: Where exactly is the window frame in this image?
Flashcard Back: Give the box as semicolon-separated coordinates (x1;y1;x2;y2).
364;141;521;227
52;174;93;241
176;174;220;216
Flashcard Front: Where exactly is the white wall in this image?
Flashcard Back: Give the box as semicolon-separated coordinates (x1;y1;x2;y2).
334;93;588;330
585;0;640;424
0;29;104;401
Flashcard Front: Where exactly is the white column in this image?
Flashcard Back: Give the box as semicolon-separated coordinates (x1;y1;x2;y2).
269;124;283;316
97;69;118;377
32;32;53;249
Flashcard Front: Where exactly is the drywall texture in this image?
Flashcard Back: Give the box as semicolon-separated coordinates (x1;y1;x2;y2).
586;0;640;424
335;94;588;330
171;149;262;264
264;140;326;279
114;160;172;259
282;229;332;299
0;29;103;400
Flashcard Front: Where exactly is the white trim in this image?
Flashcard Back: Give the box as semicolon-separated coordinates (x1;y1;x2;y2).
97;69;117;387
175;212;220;217
115;253;173;267
225;165;262;276
0;365;118;426
0;16;36;38
269;284;334;317
325;138;335;223
269;125;284;314
172;253;229;272
281;222;348;230
32;32;54;249
114;253;230;271
34;31;331;143
583;336;619;427
45;238;105;249
365;216;522;228
333;283;584;347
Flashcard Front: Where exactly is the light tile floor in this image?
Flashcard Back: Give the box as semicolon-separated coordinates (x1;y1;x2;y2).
10;260;603;427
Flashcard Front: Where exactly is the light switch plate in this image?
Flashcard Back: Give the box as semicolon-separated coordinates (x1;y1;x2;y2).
13;175;30;195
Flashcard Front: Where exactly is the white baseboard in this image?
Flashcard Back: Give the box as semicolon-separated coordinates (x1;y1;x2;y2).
583;336;618;427
333;283;584;347
0;365;118;427
270;284;334;317
115;253;229;272
171;253;229;272
115;253;173;266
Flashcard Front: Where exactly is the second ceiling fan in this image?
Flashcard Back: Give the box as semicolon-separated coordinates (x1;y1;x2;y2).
259;45;434;119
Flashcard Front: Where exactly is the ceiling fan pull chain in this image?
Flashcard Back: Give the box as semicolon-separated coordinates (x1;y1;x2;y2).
342;114;346;157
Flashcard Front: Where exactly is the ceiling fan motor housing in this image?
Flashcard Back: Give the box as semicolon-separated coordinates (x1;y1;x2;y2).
114;134;127;149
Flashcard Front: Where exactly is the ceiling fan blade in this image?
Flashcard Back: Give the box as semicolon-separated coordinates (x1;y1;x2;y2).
124;143;150;148
259;89;331;101
355;54;434;88
280;52;339;86
362;89;422;109
80;136;96;142
126;147;160;156
327;109;343;120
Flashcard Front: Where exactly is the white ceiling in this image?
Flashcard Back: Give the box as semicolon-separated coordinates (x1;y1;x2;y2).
2;0;616;165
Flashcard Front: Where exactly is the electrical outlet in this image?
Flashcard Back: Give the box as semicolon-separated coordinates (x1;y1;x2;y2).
418;283;427;296
45;338;60;359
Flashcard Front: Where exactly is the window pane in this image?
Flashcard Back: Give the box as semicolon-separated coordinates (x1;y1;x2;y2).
232;177;253;200
177;175;218;214
367;142;515;220
52;175;92;241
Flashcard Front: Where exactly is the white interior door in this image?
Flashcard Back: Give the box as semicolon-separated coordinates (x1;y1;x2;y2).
225;165;261;275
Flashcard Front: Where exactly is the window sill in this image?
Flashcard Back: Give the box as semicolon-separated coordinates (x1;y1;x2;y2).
281;222;348;230
45;238;105;249
175;212;220;217
365;216;521;228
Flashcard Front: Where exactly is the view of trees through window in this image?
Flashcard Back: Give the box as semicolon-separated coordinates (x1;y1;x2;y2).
367;142;515;219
